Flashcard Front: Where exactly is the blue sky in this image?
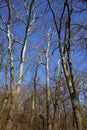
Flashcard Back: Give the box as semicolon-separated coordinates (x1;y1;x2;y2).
0;0;87;89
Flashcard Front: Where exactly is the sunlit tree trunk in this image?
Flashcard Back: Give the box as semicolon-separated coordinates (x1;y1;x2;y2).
6;2;15;127
53;59;61;130
47;0;83;129
32;61;42;130
30;65;39;130
5;0;35;129
45;31;52;130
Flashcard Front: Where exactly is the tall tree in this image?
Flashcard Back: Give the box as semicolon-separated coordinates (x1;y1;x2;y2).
47;0;83;129
45;30;52;130
0;0;35;129
53;59;61;130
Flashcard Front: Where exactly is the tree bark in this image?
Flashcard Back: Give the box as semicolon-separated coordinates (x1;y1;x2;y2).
53;81;60;130
46;31;52;130
5;0;35;129
47;0;83;129
5;88;18;130
31;91;35;130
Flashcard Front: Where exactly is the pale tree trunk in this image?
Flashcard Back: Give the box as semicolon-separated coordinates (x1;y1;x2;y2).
31;59;42;130
53;60;61;130
6;21;15;130
3;1;15;129
47;0;83;130
5;0;35;130
46;31;52;130
4;1;17;128
30;68;38;130
32;64;39;130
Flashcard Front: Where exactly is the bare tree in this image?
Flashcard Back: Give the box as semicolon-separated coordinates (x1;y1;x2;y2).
47;0;83;129
0;0;35;129
45;30;52;130
53;59;61;130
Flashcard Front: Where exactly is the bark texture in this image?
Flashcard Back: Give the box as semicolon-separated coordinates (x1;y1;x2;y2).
47;0;83;129
46;31;52;130
53;81;60;130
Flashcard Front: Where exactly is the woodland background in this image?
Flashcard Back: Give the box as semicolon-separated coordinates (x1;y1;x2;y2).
0;0;87;130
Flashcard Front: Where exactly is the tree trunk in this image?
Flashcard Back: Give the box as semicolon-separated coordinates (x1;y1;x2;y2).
61;54;83;130
53;81;60;130
46;31;52;130
31;91;35;130
68;79;82;129
5;88;18;130
3;0;35;130
47;0;83;129
62;101;68;130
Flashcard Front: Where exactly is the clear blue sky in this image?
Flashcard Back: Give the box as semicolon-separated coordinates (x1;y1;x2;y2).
0;0;87;88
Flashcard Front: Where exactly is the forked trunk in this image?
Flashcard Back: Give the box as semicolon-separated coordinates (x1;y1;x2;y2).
47;0;83;129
